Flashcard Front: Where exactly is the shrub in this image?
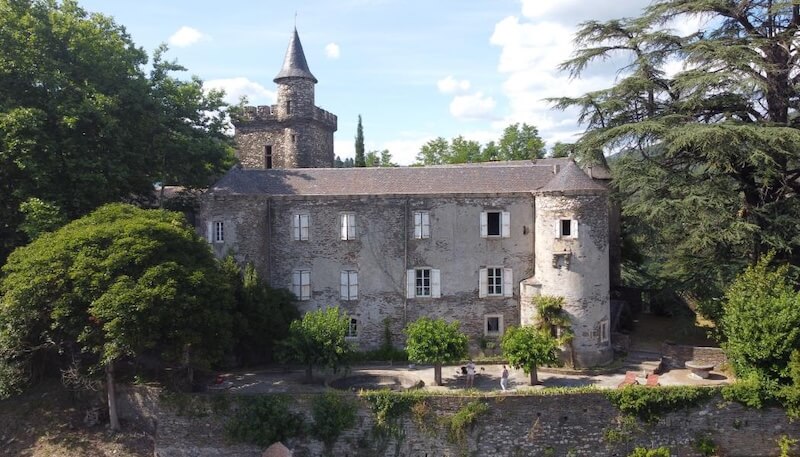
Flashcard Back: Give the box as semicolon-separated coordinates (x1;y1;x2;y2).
628;447;671;457
225;395;305;446
444;400;489;443
605;386;717;422
311;392;358;447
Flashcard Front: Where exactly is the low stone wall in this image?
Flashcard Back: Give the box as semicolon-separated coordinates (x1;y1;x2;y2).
118;387;799;457
661;343;727;369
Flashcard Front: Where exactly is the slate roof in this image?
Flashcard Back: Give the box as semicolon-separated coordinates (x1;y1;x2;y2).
274;29;317;83
208;159;605;197
538;161;608;193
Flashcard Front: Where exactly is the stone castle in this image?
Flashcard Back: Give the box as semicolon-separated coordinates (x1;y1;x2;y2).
199;29;615;367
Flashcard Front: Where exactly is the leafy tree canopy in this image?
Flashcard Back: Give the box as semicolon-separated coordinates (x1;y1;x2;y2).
501;325;560;385
0;203;233;400
551;0;800;304
280;306;353;382
0;0;234;263
414;123;545;165
405;317;468;386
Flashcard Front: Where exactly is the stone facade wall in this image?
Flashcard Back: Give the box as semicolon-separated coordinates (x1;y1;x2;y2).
119;388;800;457
526;192;613;367
661;343;728;370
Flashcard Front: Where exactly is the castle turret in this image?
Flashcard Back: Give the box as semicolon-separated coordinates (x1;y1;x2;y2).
232;28;337;169
521;161;613;367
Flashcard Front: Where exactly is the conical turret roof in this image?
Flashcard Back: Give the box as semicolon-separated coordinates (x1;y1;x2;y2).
538;160;607;194
274;29;317;83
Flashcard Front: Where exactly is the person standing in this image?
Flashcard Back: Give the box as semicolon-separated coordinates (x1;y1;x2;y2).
500;365;509;391
466;360;476;388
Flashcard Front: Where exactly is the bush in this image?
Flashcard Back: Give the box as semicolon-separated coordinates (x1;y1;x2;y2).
225;395;305;446
721;372;781;409
311;392;358;446
444;400;489;443
628;447;670;457
606;386;717;422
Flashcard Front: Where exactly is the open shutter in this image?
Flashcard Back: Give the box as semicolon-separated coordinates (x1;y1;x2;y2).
302;215;309;240
480;212;488;237
571;220;579;239
479;268;488;298
340;271;348;299
206;221;213;243
501;211;511;238
503;268;513;297
293;215;300;240
554;220;561;238
406;269;415;298
431;269;441;298
292;270;301;297
340;214;347;240
348;214;356;239
422;212;430;238
414;212;422;238
350;271;358;300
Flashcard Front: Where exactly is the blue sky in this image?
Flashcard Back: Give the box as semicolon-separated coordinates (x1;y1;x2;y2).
76;0;685;165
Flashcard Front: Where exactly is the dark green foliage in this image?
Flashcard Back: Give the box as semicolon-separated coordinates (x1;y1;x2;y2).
361;389;424;431
721;373;781;409
497;123;546;160
354;115;365;167
605;386;717;423
225;395;305;447
501;325;560;385
221;259;299;366
280;306;353;382
552;0;800;304
0;0;234;263
694;435;717;456
444;400;489;444
721;254;800;382
311;392;358;446
0;203;233;398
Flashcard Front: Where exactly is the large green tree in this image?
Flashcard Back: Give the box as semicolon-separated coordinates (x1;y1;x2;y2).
500;325;560;386
0;0;234;262
0;203;233;430
354;115;366;167
280;306;353;383
551;0;800;304
414;123;544;165
404;317;468;386
497;123;546;160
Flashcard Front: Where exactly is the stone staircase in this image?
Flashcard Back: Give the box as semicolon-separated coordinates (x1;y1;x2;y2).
621;350;664;374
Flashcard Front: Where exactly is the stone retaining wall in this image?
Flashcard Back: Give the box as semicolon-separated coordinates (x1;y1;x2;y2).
661;343;727;370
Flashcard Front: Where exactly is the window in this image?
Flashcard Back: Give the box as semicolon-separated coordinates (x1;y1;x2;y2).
555;219;579;239
340;213;356;240
340;270;358;300
480;211;510;238
286;100;292;114
347;318;358;338
413;211;430;239
485;314;504;336
292;269;311;300
265;145;273;169
406;268;441;298
479;267;513;298
292;214;309;241
291;134;297;143
207;220;224;243
598;319;609;343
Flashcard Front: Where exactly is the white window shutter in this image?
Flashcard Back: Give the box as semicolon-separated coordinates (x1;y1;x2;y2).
293;215;300;240
406;269;415;298
292;271;301;297
422;212;430;238
348;214;356;239
480;212;488;238
206;221;213;243
554;220;561;238
571;219;579;239
350;271;358;300
340;214;348;240
479;268;488;298
302;214;309;240
414;212;422;238
501;211;511;238
503;268;513;297
340;271;348;299
431;269;441;298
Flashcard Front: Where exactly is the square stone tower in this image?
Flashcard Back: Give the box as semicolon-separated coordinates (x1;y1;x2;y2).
233;29;337;169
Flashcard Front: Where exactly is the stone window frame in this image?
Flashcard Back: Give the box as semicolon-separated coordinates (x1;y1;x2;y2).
406;268;441;298
480;211;511;238
291;269;311;301
340;213;357;240
346;317;358;339
484;314;504;337
292;213;310;241
206;220;225;244
555;219;579;239
479;267;513;298
413;210;430;239
340;270;358;301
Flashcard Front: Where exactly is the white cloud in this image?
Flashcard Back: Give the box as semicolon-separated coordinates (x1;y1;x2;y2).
437;76;471;94
449;92;496;120
325;43;341;59
204;77;276;106
168;26;207;48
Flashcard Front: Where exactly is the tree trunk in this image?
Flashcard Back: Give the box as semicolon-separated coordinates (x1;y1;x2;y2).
434;364;442;386
530;366;540;386
106;362;120;431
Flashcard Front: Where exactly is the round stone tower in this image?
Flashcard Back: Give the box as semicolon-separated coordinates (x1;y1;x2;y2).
523;161;613;367
232;29;337;169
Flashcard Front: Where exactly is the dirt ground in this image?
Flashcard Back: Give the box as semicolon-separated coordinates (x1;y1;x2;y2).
628;312;716;352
